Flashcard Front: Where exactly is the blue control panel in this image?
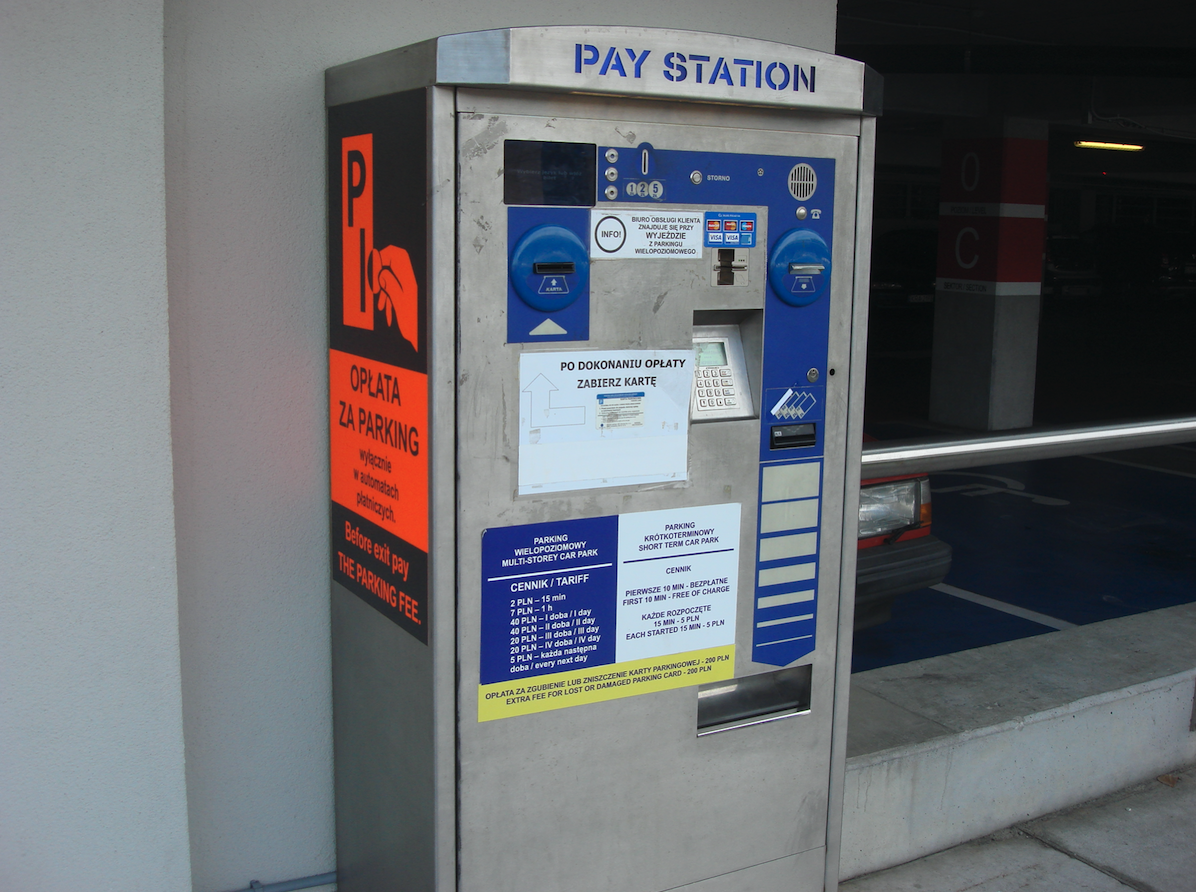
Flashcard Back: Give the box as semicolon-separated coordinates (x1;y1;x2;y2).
506;206;591;343
506;140;837;666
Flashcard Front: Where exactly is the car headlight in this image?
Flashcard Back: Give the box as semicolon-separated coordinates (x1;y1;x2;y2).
858;477;930;539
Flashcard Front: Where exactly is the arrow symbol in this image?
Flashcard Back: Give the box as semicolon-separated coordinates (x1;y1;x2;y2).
522;374;585;427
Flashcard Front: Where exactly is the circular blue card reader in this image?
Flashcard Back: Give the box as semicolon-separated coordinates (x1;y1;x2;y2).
768;228;831;307
509;224;589;313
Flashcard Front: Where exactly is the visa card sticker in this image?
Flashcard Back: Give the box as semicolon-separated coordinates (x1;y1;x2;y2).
704;211;757;248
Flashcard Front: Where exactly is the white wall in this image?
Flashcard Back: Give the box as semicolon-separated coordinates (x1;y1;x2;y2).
163;3;837;890
0;1;193;890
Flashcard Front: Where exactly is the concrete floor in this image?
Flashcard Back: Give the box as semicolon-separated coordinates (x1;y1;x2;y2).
841;767;1196;892
839;602;1196;878
847;601;1196;759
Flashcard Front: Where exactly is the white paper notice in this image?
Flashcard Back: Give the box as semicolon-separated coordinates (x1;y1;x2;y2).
615;503;740;663
590;210;704;260
519;350;691;495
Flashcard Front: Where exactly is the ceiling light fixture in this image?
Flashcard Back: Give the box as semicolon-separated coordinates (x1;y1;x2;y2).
1074;140;1144;152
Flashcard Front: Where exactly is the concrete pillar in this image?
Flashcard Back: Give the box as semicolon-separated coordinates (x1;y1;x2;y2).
2;1;192;889
930;118;1048;430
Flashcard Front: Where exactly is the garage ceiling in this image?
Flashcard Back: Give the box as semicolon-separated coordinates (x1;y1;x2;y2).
837;0;1196;47
837;1;1196;181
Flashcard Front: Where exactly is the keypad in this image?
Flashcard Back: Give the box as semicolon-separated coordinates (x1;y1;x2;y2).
695;366;737;409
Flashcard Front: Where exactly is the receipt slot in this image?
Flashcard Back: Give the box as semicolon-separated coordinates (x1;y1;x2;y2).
326;27;879;892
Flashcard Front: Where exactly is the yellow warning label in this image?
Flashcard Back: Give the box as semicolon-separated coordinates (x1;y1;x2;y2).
477;644;734;722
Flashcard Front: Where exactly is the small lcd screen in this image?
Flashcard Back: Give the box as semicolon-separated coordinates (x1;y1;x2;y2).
696;341;728;367
504;140;596;206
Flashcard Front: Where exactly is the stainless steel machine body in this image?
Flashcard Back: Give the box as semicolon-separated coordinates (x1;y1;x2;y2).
326;26;879;892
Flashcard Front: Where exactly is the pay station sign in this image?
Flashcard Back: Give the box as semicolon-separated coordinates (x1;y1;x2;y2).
591;210;704;259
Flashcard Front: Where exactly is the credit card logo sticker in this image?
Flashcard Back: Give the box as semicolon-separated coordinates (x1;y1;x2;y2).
770;389;817;420
703;211;756;248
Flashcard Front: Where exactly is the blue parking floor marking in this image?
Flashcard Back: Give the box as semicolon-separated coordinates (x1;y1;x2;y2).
852;587;1052;673
931;583;1076;630
931;456;1196;627
1083;446;1196;481
855;428;1196;672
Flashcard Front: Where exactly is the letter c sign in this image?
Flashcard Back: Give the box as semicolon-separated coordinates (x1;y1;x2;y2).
954;227;980;270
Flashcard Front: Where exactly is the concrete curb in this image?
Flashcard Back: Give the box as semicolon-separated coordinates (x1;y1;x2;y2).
840;668;1196;878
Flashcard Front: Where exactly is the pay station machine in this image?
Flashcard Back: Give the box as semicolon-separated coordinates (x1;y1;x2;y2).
326;27;879;892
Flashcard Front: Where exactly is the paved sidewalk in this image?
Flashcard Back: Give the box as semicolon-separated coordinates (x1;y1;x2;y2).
841;766;1196;892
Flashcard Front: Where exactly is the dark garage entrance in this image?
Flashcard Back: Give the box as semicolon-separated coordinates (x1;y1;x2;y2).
836;2;1196;669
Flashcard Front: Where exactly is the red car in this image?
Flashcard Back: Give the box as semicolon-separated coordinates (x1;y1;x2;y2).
854;468;952;629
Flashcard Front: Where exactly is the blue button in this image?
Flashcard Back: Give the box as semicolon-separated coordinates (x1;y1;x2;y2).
509;224;589;313
768;228;831;307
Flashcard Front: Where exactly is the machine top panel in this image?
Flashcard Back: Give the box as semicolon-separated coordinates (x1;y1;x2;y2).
326;26;881;115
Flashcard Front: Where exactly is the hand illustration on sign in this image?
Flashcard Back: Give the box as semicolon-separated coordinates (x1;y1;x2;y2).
367;245;419;351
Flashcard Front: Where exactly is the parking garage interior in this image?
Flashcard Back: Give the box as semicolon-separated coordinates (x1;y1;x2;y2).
835;0;1196;664
830;4;1196;875
822;5;1196;870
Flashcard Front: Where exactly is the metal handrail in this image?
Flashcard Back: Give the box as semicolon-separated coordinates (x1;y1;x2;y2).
860;416;1196;477
224;872;337;892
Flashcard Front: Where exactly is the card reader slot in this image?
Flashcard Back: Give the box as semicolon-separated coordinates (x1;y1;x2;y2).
714;249;749;286
770;423;816;449
697;665;812;735
533;261;577;275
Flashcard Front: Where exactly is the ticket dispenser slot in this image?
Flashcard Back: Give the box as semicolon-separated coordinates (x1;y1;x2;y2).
771;423;817;449
326;25;879;892
697;664;812;735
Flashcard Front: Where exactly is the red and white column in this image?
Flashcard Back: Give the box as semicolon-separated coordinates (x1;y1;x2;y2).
930;118;1048;430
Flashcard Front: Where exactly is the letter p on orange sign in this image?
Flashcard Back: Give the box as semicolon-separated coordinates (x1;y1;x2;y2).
342;134;373;330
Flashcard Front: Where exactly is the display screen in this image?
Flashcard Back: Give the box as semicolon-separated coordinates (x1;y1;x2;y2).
696;341;728;367
504;140;596;206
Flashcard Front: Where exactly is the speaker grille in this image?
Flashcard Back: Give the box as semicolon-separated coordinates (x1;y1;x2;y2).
788;163;817;201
